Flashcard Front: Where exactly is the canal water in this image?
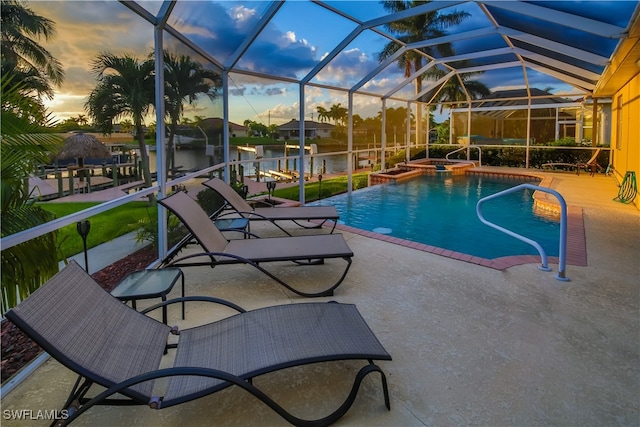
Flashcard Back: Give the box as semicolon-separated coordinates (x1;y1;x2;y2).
147;146;355;176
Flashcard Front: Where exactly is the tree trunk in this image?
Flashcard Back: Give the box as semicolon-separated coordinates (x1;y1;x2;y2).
135;123;153;188
166;124;176;180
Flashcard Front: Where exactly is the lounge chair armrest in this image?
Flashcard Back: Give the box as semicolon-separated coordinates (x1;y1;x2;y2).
64;364;389;426
213;208;273;221
236;210;272;220
62;367;266;422
217;209;269;219
140;296;247;316
208;203;240;220
165;251;260;267
210;211;239;220
165;250;350;298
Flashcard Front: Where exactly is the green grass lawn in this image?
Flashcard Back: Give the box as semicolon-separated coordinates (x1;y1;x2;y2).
38;201;155;260
271;173;369;202
37;173;369;259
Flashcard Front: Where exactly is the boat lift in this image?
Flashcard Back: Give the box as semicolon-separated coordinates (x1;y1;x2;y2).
236;144;317;182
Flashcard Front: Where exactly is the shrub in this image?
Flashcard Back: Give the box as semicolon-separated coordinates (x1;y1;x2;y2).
196;188;226;216
132;209;184;249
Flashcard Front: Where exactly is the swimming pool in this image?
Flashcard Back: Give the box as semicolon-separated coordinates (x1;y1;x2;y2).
312;174;561;259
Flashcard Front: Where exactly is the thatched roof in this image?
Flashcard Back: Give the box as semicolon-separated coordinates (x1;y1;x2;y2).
57;133;111;159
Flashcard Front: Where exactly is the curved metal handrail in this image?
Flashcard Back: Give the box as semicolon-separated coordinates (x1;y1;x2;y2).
446;145;482;166
476;183;569;281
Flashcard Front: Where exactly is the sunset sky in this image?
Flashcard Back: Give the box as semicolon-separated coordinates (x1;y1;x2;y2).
29;1;630;127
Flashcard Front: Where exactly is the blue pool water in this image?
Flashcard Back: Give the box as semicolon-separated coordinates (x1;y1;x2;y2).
312;174;561;259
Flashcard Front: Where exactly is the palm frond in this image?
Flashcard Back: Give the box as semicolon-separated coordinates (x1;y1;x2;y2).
0;72;62;313
0;202;59;314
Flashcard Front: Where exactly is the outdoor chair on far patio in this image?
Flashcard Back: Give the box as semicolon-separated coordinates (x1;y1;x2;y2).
542;148;603;176
5;261;391;427
575;148;605;176
158;191;353;297
203;177;339;235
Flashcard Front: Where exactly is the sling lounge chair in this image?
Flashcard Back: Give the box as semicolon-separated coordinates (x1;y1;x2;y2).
542;148;603;176
203;177;338;235
576;148;604;176
158;191;353;297
5;261;391;427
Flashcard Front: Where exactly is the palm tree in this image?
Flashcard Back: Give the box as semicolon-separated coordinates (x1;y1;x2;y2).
431;59;491;113
1;75;62;314
316;106;330;122
162;51;222;176
378;1;468;145
86;53;155;188
1;0;64;99
74;114;88;126
352;114;364;128
329;103;348;127
436;72;491;112
377;106;414;141
119;119;134;133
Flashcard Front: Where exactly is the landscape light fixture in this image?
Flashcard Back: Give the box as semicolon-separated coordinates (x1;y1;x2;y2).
266;181;277;204
318;174;323;200
76;220;91;272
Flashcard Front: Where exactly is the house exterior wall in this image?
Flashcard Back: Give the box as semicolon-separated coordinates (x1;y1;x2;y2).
276;121;335;139
611;73;640;210
316;128;333;138
230;125;248;138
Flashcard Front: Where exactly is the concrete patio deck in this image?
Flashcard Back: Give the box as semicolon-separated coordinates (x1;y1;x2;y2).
2;169;638;426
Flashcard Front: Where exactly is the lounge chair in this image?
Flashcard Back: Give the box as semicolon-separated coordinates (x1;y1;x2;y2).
158;191;353;297
542;148;603;176
202;177;338;235
576;148;604;176
5;261;391;426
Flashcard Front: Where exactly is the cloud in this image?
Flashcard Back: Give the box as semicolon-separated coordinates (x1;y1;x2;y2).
31;1;157;120
230;4;258;24
170;2;321;78
30;0;606;127
265;87;287;96
314;48;379;87
268;103;300;121
230;86;246;97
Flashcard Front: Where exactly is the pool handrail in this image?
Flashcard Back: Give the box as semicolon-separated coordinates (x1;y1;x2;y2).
446;145;482;166
476;183;569;281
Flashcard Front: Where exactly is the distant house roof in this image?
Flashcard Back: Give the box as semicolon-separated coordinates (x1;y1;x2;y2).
199;118;248;131
475;89;577;108
276;120;335;131
457;88;582;119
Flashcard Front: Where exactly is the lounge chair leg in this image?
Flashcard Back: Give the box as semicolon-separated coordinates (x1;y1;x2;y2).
51;376;92;427
242;362;391;427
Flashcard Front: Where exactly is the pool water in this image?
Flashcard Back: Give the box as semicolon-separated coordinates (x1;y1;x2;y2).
312;174;561;259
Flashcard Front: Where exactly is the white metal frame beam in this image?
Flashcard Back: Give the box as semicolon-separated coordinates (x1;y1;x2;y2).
482;1;627;38
501;27;611;66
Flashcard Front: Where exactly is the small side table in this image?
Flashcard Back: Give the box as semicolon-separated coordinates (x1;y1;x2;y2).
215;218;250;238
111;268;184;324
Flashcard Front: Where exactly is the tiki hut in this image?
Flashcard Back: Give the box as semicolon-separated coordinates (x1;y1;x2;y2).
57;133;111;167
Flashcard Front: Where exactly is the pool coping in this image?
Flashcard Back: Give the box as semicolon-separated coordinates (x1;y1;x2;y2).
332;169;588;271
